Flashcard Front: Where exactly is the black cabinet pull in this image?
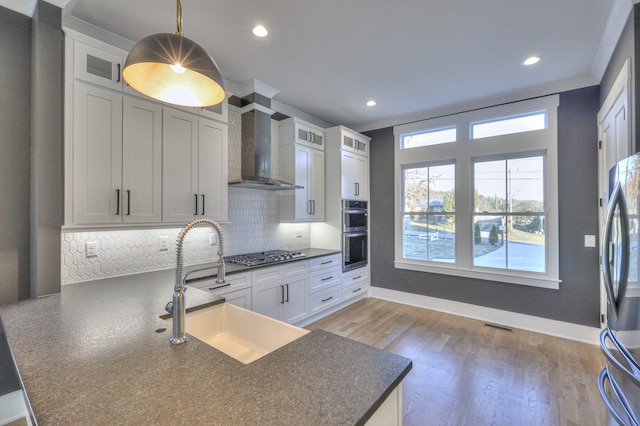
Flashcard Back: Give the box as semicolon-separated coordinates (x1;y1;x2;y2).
285;284;289;302
352;275;362;280
126;190;131;215
280;285;285;304
353;288;362;293
321;296;333;302
321;260;332;265
194;194;198;215
321;276;333;281
115;189;120;215
116;63;121;82
201;194;205;215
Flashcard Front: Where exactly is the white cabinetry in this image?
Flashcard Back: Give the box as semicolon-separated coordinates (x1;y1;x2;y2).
188;272;252;309
326;126;370;201
341;266;369;302
73;39;124;91
72;82;162;224
341;151;368;199
307;254;342;315
279;118;325;222
162;107;228;223
252;262;309;324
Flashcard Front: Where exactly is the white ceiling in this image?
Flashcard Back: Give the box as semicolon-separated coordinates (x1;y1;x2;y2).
4;0;631;130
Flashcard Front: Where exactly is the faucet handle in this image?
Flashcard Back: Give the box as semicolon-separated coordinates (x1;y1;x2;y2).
165;301;174;314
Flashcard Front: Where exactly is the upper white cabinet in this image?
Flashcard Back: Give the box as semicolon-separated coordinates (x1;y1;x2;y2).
71;82;163;225
162;107;228;223
122;97;163;223
73;40;124;91
326;126;370;201
341;151;368;200
279;118;326;222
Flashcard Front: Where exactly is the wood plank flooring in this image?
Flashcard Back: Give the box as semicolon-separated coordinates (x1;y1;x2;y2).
306;298;606;426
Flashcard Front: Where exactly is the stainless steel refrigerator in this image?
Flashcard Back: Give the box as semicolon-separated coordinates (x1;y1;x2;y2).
600;154;640;425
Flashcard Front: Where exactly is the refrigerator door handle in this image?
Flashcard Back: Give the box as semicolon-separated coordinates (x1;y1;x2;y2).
600;329;640;387
601;181;630;322
598;368;636;426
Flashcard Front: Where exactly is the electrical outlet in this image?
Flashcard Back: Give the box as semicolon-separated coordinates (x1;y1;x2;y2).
584;235;596;248
295;228;303;238
159;236;169;251
209;233;217;245
86;241;98;257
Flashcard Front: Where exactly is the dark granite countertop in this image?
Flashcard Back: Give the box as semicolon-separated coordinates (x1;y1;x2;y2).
0;254;411;425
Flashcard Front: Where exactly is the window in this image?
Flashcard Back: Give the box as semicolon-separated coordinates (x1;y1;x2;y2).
401;125;456;148
402;162;455;263
471;111;546;139
394;95;559;289
472;155;545;273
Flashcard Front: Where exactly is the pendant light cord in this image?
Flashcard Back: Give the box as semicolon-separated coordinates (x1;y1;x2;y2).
175;0;183;36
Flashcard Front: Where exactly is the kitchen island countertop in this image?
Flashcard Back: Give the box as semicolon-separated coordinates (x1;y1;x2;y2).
0;258;411;425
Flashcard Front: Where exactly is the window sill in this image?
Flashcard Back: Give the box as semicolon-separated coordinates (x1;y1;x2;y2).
394;260;560;290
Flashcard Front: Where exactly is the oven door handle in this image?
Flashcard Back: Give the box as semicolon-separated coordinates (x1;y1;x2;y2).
344;232;368;237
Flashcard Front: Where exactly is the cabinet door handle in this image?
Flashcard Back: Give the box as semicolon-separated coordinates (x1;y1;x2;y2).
321;296;333;302
126;190;131;215
353;288;362;293
285;284;289;302
308;200;312;215
115;189;120;215
321;276;334;281
321;260;333;265
116;63;121;82
280;285;285;304
352;275;362;280
194;194;198;215
201;194;205;215
311;200;315;214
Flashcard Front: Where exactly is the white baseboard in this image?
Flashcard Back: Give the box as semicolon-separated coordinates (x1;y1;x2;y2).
370;287;601;345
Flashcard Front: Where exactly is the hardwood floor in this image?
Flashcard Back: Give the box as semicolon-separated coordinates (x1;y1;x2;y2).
306;298;606;426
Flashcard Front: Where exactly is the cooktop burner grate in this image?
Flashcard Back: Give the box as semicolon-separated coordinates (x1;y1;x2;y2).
223;250;306;267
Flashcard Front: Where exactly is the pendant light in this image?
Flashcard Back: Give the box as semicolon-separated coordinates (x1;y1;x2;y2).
123;0;225;107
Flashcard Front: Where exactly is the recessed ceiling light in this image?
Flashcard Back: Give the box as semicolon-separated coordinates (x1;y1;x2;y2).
253;25;268;37
523;56;540;66
366;100;377;107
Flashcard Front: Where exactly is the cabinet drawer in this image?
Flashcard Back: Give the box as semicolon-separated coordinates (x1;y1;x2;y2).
342;281;367;302
252;266;283;285
342;267;368;284
309;254;341;272
309;284;341;314
309;266;341;293
218;287;252;309
187;271;250;294
284;260;308;277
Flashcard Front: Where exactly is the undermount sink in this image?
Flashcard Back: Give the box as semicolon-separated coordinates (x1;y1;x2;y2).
166;303;309;364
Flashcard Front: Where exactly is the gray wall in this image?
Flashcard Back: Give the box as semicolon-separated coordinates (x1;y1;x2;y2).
366;86;601;328
30;1;63;297
0;2;63;304
0;7;31;303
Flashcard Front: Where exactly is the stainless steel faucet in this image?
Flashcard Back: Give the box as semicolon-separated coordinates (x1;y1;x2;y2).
166;218;226;345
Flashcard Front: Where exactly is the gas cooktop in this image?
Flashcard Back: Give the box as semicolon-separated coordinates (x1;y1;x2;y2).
223;250;306;267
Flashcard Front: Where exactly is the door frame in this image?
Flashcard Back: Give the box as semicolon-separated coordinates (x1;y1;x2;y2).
597;58;632;328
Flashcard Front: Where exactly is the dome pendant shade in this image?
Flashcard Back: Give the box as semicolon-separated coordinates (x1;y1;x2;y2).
123;33;225;107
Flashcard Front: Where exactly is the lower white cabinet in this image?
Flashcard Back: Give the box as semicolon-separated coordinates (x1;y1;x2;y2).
187;271;251;309
252;262;309;324
341;266;369;302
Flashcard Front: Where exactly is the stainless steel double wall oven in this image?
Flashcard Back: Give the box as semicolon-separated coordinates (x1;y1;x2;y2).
342;200;368;272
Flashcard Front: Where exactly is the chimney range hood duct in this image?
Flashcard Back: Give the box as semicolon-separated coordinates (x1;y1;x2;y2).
228;107;301;190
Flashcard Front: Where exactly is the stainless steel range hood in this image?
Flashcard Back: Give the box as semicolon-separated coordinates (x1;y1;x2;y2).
228;87;301;190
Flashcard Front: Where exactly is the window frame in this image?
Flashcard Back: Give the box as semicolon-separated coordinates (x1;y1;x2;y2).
393;95;560;289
